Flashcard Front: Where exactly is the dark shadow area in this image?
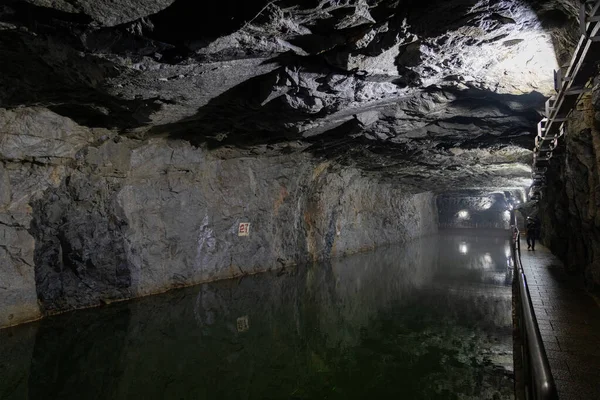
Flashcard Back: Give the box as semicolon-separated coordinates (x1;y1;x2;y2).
27;308;130;400
0;28;164;128
145;0;273;48
396;0;481;39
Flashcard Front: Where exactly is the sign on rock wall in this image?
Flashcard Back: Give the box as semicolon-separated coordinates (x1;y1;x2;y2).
238;222;250;237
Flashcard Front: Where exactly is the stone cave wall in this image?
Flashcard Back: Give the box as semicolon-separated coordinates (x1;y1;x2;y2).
0;107;438;328
540;75;600;288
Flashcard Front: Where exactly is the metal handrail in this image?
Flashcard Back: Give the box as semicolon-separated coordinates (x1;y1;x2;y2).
512;227;558;400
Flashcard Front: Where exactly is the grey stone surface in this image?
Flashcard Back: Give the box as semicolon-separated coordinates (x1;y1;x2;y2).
22;0;177;26
29;135;438;313
0;107;439;323
0;0;582;191
0;107;92;161
0;104;439;326
540;77;600;288
0;108;98;327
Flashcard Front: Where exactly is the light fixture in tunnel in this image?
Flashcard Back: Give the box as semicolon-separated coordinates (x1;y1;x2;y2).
457;210;469;220
459;242;468;255
477;197;493;210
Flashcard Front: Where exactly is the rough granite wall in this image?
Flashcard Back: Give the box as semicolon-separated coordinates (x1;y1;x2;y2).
0;107;438;328
540;75;600;288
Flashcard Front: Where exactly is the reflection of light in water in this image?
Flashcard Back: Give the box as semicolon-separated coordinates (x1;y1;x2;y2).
487;272;508;285
481;252;493;269
457;210;469;219
505;245;511;258
502;210;511;221
459;242;468;254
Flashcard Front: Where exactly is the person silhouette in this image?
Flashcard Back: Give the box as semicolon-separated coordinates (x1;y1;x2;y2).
526;217;538;251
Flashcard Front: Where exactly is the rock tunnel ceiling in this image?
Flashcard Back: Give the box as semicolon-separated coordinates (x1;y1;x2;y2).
0;0;580;190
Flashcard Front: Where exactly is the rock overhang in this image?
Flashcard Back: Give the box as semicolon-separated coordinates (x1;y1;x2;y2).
0;0;580;194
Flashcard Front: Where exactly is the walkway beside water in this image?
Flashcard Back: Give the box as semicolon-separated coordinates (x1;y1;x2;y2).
519;241;600;400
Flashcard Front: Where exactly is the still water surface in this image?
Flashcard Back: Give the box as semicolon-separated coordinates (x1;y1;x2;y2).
1;230;514;400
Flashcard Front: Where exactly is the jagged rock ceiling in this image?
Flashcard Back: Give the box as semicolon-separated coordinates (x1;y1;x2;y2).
0;0;579;191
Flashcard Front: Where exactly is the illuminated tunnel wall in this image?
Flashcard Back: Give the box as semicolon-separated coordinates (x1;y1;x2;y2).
437;192;513;230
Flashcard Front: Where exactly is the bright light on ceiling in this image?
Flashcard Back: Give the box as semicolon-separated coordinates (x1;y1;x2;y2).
477;197;494;210
455;1;559;95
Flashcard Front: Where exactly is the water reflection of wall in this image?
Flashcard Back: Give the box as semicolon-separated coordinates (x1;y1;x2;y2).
322;236;439;349
0;232;512;399
0;324;37;399
432;230;513;330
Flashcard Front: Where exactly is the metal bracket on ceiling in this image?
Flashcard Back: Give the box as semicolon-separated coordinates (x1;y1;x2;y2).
537;119;547;139
534;152;552;163
537;147;553;155
565;87;592;96
580;0;600;35
535;136;559;152
545;98;556;118
554;69;572;93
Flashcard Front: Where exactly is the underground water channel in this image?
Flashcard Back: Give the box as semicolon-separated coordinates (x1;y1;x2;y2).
0;229;515;399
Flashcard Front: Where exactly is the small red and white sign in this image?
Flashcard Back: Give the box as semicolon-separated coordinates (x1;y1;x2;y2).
238;222;250;237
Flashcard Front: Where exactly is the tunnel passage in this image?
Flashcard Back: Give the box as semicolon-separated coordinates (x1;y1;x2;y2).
0;0;587;340
437;189;525;230
3;0;598;398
